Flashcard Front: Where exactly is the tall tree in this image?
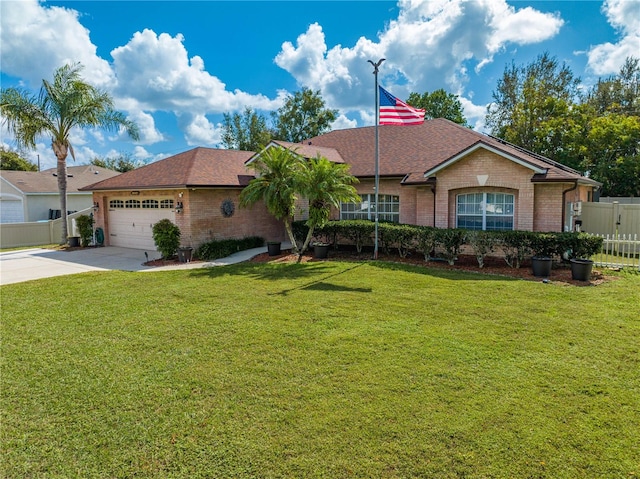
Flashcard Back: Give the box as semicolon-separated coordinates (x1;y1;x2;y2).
586;57;640;116
0;147;37;171
273;88;337;142
221;107;271;151
91;152;139;172
1;63;139;243
486;52;580;156
239;146;303;253
296;155;359;258
406;89;469;126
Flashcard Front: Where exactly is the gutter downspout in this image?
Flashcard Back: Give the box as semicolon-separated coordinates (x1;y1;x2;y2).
431;183;436;228
561;181;578;232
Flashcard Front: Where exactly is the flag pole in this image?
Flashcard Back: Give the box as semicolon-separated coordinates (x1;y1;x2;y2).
368;58;385;260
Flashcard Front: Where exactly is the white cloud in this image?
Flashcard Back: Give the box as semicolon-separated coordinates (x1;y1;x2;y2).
275;0;564;121
331;114;358;131
1;2;285;150
177;114;222;147
459;97;488;131
587;0;640;75
110;29;282;114
0;0;114;88
125;111;164;145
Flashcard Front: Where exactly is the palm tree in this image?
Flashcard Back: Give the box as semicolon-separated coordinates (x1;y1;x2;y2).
298;155;359;257
239;146;303;253
0;63;139;243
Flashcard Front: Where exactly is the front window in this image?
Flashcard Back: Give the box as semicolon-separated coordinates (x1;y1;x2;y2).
340;194;400;223
457;192;514;231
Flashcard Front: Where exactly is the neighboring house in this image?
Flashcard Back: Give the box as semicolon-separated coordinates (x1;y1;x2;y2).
84;119;600;250
0;165;120;224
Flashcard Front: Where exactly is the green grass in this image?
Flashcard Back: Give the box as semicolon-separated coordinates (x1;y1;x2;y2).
2;262;639;478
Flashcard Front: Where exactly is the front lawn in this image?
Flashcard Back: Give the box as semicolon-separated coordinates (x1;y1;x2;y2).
2;262;639;478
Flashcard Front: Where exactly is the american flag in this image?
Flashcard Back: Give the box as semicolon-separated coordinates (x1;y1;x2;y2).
379;86;425;125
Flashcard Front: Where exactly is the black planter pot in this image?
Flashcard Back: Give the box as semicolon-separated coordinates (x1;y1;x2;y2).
267;242;281;256
531;256;552;277
313;243;330;259
177;247;193;263
570;259;593;281
68;236;80;247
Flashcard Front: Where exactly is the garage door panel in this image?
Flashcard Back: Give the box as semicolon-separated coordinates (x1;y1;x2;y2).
108;203;175;250
1;199;24;223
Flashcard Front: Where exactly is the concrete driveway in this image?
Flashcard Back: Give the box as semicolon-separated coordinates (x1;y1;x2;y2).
0;244;275;286
0;247;160;286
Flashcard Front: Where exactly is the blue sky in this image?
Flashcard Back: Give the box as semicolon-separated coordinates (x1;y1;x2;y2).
1;0;638;170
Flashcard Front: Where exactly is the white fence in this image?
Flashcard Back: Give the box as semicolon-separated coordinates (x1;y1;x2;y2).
0;208;92;248
592;233;640;271
580;202;640;237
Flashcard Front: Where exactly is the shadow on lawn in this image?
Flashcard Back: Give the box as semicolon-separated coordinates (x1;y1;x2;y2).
189;261;373;295
367;260;518;281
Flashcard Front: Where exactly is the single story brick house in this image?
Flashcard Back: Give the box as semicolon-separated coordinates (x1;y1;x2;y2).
83;118;599;251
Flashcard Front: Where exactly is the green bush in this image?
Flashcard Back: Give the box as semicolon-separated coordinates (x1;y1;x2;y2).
336;220;375;253
292;221;309;248
415;226;438;261
437;228;466;265
75;214;94;247
194;236;264;261
467;230;498;268
152;219;181;259
381;223;418;258
530;232;558;259
558;232;604;260
498;230;533;268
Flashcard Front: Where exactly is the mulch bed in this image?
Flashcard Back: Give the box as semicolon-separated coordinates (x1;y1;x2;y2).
250;249;615;287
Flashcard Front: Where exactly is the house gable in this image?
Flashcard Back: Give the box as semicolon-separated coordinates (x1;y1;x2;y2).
423;141;547;179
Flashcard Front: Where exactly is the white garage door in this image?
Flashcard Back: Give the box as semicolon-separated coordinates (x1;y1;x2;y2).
108;198;175;250
0;199;24;223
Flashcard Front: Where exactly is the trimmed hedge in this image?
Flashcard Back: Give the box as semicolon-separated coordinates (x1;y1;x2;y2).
292;220;604;267
195;236;264;261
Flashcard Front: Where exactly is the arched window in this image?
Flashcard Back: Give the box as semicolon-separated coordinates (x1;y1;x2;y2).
457;192;514;230
109;200;124;209
125;199;140;209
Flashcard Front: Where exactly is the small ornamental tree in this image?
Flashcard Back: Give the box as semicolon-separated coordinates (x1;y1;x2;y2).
297;155;359;259
75;214;94;247
240;146;303;253
152;219;180;259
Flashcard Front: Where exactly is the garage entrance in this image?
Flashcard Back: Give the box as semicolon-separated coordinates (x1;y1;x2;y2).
107;198;175;250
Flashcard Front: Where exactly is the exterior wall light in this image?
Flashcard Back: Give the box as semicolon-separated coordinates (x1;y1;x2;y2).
175;201;184;213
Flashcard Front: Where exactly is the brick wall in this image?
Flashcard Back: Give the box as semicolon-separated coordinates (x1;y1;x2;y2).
186;189;285;247
434;150;535;230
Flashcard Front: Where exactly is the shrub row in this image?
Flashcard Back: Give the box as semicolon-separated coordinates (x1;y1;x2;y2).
195;236;264;261
294;220;603;268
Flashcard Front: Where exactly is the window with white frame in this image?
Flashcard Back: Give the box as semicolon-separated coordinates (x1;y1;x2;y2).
340;194;400;223
456;192;514;231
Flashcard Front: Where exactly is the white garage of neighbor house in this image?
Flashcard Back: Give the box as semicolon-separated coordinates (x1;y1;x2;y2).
0;165;121;223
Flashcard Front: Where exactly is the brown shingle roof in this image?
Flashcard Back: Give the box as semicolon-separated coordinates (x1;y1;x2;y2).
1;165;120;193
82;148;255;191
305;118;598;185
271;140;345;163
